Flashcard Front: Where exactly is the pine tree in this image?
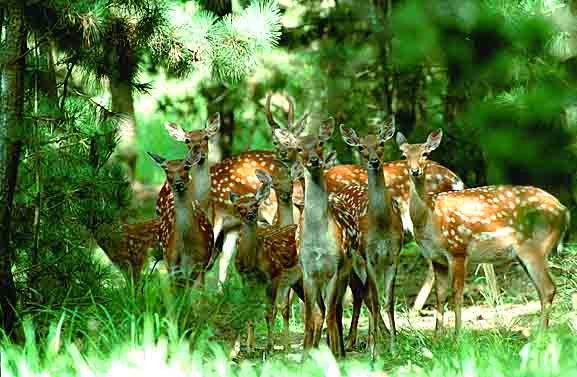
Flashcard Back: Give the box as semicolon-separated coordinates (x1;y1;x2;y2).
0;0;26;337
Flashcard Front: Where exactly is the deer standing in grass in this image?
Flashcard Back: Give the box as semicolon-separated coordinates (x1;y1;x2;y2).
397;129;570;334
165;97;306;290
324;134;499;316
229;169;304;355
148;148;215;288
94;218;161;285
274;118;362;359
337;118;403;357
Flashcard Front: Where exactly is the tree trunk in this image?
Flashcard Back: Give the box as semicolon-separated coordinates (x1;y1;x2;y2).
0;0;26;338
110;78;138;182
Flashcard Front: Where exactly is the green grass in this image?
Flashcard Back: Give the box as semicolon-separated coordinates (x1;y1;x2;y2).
4;245;576;376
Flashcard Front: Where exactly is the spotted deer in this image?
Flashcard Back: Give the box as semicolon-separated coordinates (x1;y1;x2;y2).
338;118;403;356
162;113;221;214
324;143;498;314
229;169;304;355
148;148;215;288
209;94;308;290
397;129;570;334
94;218;161;285
274;118;362;359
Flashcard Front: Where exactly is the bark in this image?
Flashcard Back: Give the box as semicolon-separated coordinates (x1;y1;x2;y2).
110;78;138;182
0;0;26;338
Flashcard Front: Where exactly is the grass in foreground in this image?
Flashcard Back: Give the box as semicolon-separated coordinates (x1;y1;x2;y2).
2;273;576;377
2;245;576;376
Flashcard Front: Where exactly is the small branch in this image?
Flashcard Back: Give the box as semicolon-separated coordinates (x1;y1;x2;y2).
60;54;79;111
70;88;116;118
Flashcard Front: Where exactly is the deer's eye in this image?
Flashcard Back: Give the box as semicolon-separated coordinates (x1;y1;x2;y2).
297;147;303;152
185;139;190;144
358;145;365;150
204;136;209;141
318;141;324;147
183;165;191;171
379;140;386;146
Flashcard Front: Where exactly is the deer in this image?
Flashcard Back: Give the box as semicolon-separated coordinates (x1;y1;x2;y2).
229;169;304;356
324;135;499;315
148;147;215;288
204;94;309;291
274;118;364;360
163;113;221;214
396;129;570;335
93;218;161;285
338;118;404;357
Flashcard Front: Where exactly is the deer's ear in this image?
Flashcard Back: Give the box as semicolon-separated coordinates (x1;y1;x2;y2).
229;191;241;204
425;129;443;152
319;117;335;142
165;122;187;142
396;132;407;147
147;151;166;166
379;116;396;143
255;168;272;186
292;112;308;136
273;128;298;149
185;147;203;166
324;151;338;169
205;113;221;137
255;181;271;203
290;160;304;180
340;124;360;147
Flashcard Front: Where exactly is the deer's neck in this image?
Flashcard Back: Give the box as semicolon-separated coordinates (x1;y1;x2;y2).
408;173;432;231
192;160;211;212
367;166;392;231
276;199;295;227
236;221;259;272
302;168;329;238
173;188;201;242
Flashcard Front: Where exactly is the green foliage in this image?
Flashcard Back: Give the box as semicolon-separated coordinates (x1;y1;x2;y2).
11;96;132;308
209;0;282;82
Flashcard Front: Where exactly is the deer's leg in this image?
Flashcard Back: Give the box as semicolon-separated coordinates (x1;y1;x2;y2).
432;261;449;338
412;258;435;313
517;242;556;331
451;255;467;336
313;294;326;348
363;261;383;361
280;286;292;353
382;253;398;353
325;271;348;359
302;279;319;357
346;272;364;351
265;282;278;353
218;229;239;289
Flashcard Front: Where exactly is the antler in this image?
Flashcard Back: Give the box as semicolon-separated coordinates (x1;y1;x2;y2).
265;92;280;129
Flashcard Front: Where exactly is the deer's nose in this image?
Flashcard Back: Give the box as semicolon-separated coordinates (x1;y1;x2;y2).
246;212;257;222
174;182;185;192
309;156;321;167
368;158;380;169
410;168;422;177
